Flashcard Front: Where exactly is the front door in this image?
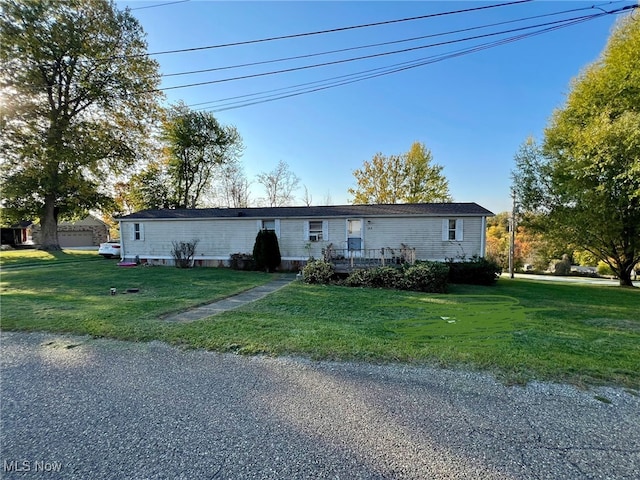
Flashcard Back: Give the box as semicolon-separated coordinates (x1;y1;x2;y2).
347;219;363;256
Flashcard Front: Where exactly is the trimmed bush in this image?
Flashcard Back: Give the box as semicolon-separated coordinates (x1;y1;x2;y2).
343;263;449;292
402;262;449;293
447;256;502;285
342;268;373;287
253;230;281;272
230;253;255;271
368;266;404;289
302;259;334;284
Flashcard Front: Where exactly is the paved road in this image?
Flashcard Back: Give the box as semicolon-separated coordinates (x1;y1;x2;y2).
1;332;638;479
501;272;622;286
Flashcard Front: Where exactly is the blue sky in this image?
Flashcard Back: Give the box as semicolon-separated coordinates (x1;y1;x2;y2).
116;0;635;213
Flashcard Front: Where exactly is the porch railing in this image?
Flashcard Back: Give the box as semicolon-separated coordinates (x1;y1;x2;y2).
322;244;416;270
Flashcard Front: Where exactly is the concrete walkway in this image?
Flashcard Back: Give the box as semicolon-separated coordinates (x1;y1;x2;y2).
162;273;297;323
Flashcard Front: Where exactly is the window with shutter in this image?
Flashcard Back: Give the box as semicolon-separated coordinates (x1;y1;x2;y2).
442;219;463;241
133;223;143;241
308;220;323;241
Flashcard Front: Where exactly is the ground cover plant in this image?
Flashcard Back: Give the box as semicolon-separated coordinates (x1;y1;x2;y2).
1;250;638;388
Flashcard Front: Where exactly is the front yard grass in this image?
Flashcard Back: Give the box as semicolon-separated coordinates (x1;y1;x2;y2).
1;250;638;388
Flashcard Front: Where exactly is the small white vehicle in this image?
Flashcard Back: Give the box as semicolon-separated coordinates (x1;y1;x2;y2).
98;241;121;259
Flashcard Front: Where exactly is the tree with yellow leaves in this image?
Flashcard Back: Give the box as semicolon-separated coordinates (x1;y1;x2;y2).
349;142;452;204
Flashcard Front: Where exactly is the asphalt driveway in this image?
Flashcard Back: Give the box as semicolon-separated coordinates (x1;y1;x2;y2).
1;332;638;479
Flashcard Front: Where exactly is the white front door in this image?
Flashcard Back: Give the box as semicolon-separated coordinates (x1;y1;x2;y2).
347;219;363;256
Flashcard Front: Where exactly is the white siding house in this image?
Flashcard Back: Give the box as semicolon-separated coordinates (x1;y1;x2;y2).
117;203;493;269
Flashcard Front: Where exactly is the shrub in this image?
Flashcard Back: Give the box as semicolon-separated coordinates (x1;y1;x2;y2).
253;230;281;272
302;259;334;284
553;254;572;276
342;268;373;287
402;262;449;293
368;266;404;289
171;239;200;268
597;261;615;277
447;256;502;285
230;253;255;271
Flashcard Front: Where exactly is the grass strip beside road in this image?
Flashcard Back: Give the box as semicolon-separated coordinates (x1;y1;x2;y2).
1;251;638;388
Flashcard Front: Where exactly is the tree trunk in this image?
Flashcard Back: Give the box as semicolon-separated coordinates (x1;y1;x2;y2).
616;258;635;287
618;271;634;287
39;196;61;251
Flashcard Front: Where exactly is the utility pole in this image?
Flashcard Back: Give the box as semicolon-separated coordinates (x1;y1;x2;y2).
509;190;516;279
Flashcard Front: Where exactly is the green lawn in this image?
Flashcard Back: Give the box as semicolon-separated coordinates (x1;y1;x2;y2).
1;250;638;388
0;248;100;267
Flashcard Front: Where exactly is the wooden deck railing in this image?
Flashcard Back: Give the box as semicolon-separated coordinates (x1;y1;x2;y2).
322;244;416;272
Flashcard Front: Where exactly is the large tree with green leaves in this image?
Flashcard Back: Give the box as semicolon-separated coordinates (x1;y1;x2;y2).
349;142;452;204
114;161;171;214
161;102;243;209
0;0;161;249
512;15;640;286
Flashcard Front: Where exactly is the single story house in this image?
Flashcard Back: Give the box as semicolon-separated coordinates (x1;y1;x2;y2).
117;203;493;270
1;221;35;247
30;215;109;248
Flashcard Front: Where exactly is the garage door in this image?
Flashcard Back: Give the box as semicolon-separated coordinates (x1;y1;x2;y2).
58;231;94;247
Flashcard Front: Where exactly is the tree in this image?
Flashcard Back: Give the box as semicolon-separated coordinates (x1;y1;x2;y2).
114;161;171;214
512;16;640;286
162;103;243;209
256;160;300;207
485;211;553;271
0;0;161;250
349;142;451;204
301;185;313;207
485;212;511;269
404;142;452;203
216;159;251;208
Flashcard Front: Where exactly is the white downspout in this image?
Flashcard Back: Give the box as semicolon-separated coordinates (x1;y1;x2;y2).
480;216;487;258
118;219;125;261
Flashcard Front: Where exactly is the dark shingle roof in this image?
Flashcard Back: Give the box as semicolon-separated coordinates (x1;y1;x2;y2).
118;203;493;220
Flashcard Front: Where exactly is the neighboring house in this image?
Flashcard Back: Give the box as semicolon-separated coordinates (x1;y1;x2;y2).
31;215;109;248
117;203;493;270
1;221;35;247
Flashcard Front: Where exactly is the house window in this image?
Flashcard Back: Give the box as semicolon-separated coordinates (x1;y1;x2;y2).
133;223;143;241
447;219;457;240
262;219;276;231
308;221;323;242
442;219;463;241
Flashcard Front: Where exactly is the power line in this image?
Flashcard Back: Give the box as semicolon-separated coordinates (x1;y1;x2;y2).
114;0;533;59
129;0;190;11
156;11;614;93
162;3;606;79
206;22;599;112
194;8;634;112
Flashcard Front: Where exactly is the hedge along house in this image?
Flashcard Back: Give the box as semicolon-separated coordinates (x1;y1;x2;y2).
116;203;493;270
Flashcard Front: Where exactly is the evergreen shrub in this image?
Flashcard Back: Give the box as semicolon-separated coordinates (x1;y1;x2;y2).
447;256;502;285
253;230;281;272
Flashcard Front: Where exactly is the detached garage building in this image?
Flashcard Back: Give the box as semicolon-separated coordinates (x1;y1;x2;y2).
31;215;109;248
